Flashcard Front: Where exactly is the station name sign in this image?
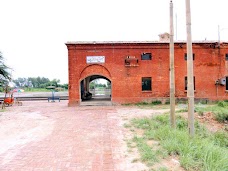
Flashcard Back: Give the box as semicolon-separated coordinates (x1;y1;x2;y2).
86;56;105;64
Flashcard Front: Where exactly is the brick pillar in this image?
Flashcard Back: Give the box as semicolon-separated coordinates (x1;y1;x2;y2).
67;45;80;106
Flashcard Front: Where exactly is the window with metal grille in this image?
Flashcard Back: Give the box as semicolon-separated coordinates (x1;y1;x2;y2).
226;77;228;90
225;54;228;61
141;53;152;60
185;53;195;60
185;76;195;90
142;77;152;91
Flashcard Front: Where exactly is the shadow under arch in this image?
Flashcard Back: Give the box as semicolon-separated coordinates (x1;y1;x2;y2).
80;74;111;83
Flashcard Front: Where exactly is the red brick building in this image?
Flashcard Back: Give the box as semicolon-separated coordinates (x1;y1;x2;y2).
66;41;228;106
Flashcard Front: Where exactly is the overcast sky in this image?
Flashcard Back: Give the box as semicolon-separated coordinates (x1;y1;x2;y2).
0;0;228;84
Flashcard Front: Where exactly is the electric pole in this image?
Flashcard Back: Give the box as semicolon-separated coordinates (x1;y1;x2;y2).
176;13;178;40
218;25;220;48
186;0;195;136
170;0;175;128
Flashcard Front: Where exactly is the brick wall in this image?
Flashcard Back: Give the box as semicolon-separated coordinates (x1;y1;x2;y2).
66;42;228;106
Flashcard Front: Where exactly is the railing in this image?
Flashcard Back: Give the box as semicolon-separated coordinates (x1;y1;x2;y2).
0;96;69;101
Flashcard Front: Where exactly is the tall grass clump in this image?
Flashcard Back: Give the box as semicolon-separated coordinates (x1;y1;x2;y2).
129;114;228;171
212;131;228;148
135;101;149;106
195;101;228;123
132;136;159;165
134;100;163;107
217;101;228;107
151;100;162;105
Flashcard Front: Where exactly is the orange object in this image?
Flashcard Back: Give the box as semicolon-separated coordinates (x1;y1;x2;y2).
3;93;14;106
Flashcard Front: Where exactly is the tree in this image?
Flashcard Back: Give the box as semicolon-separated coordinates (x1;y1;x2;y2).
13;77;67;90
49;79;60;87
107;81;111;89
61;83;68;89
89;81;95;89
0;51;12;108
0;51;11;86
28;77;39;88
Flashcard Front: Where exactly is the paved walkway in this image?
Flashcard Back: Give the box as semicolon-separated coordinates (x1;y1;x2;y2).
0;101;148;171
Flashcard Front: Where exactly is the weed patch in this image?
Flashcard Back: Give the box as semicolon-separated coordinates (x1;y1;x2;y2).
195;102;228;123
127;114;228;171
151;100;162;105
132;136;159;166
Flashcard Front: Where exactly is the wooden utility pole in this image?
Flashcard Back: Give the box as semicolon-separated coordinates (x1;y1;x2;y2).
186;0;195;136
170;0;175;128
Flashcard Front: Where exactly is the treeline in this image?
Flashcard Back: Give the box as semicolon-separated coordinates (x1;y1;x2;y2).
89;81;111;89
13;77;68;89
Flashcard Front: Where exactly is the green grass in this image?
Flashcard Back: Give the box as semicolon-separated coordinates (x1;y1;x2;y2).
217;101;228;107
24;88;52;92
212;131;228;148
122;103;132;106
0;109;5;112
195;101;228;123
135;100;162;106
156;167;168;171
136;101;149;106
22;88;67;92
132;136;159;166
176;108;188;113
151;100;162;105
127;114;228;171
122;101;171;110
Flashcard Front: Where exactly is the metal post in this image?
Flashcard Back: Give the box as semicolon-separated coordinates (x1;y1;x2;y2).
170;0;175;128
51;90;55;102
186;0;195;136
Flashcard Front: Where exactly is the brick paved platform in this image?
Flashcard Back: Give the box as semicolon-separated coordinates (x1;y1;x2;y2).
0;101;148;171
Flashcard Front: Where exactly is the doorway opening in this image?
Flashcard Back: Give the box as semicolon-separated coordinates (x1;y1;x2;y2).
80;75;111;105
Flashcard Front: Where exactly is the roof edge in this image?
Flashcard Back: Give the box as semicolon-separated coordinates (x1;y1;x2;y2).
65;40;228;45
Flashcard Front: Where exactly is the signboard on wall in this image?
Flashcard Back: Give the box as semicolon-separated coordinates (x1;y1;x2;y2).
86;56;105;64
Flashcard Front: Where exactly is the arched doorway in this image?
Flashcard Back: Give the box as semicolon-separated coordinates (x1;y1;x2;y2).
80;75;112;105
78;64;112;105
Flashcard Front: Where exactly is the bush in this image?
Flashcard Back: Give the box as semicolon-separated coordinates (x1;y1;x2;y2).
217;101;228;107
198;110;204;116
214;111;228;123
195;103;228;123
176;119;188;129
151;100;162;105
212;131;228;148
136;101;149;106
165;100;170;104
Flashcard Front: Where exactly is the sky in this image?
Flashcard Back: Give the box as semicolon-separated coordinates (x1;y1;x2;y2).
0;0;228;84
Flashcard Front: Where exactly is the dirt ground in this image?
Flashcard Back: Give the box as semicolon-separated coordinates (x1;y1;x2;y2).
179;111;227;133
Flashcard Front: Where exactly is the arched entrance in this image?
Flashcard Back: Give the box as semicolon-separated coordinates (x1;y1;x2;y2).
79;64;112;105
80;75;111;101
80;75;111;105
